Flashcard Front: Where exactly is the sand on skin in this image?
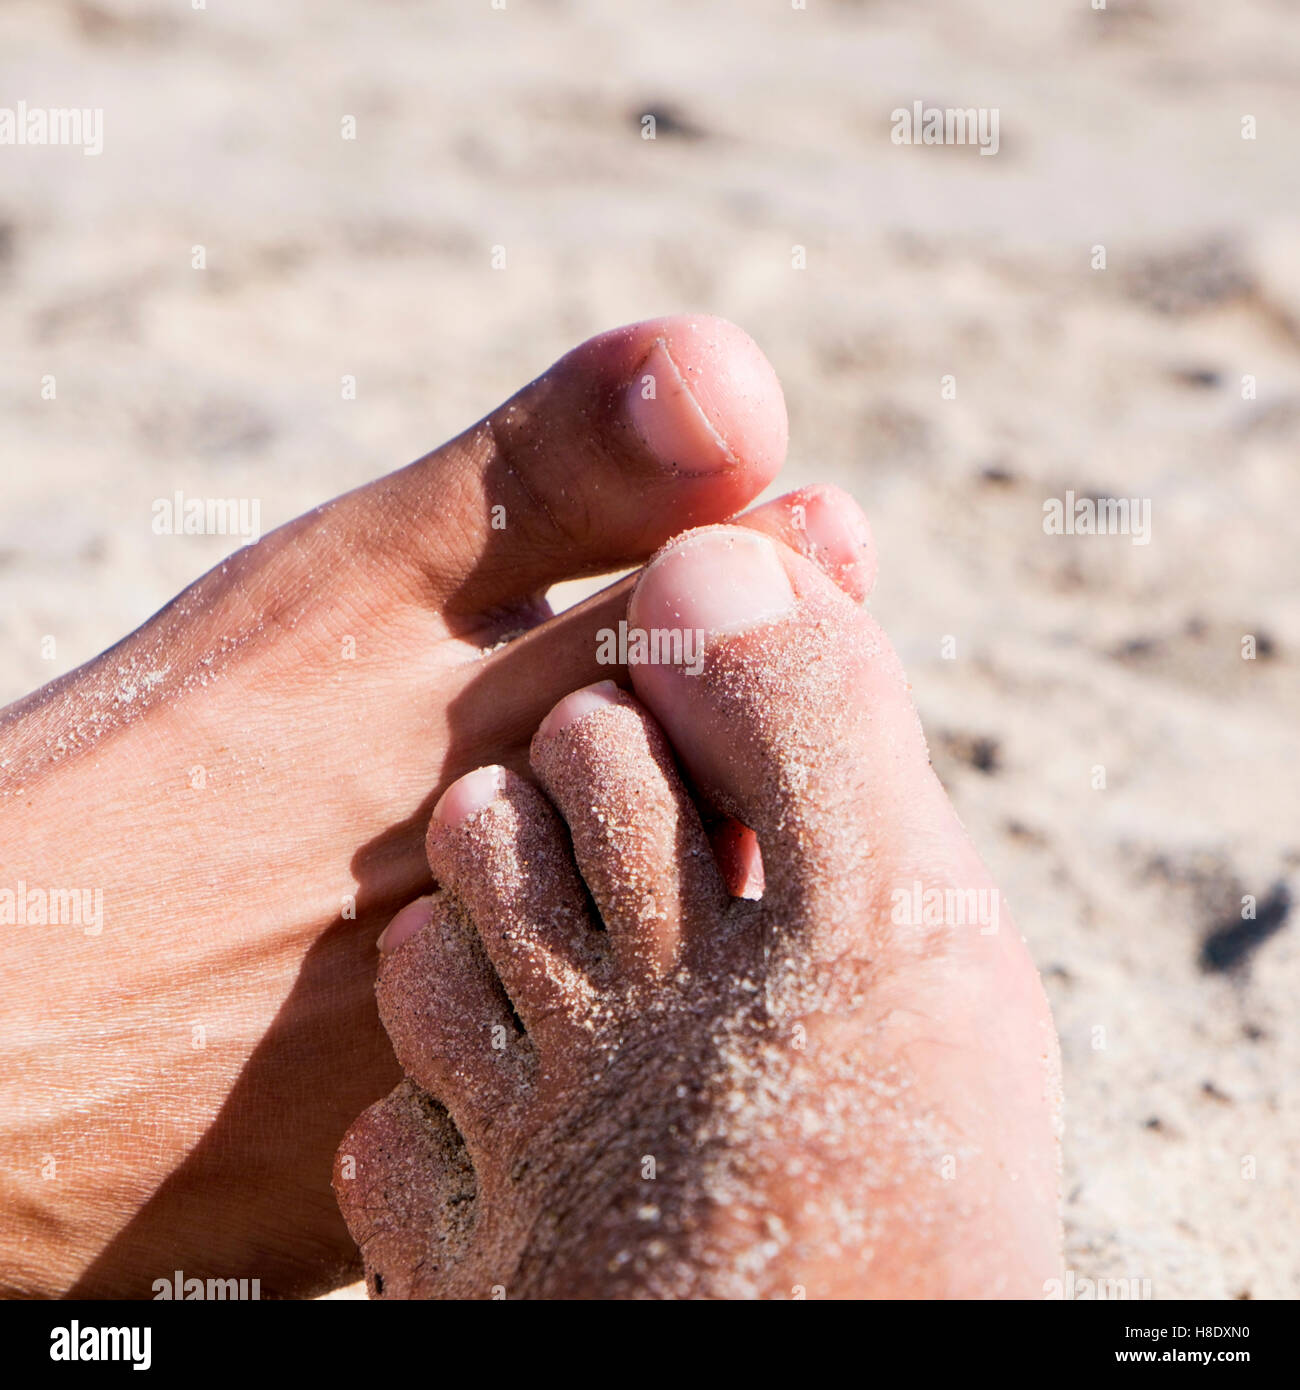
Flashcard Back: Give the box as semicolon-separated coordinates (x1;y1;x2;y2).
1;0;1296;1298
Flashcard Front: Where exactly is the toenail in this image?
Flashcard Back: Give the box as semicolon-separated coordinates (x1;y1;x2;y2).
432;765;507;828
630;530;795;641
623;339;738;474
798;491;873;583
536;680;623;741
377;895;435;953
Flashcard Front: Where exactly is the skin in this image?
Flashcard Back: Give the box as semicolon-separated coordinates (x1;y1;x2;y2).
0;316;853;1299
336;525;1065;1300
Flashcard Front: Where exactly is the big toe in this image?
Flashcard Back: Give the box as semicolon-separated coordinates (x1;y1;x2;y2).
625;526;986;958
355;316;788;619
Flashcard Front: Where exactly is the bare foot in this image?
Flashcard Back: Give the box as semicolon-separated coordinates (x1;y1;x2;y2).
335;522;1063;1299
0;318;827;1297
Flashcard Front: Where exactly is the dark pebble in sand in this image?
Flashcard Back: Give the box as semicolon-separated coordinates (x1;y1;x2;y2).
1170;366;1221;389
979;464;1017;486
633;104;706;140
1199;881;1291;974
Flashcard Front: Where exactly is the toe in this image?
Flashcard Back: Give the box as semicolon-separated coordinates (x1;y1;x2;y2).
357;315;788;618
707;817;765;899
732;484;876;603
333;1080;477;1299
625;527;979;957
423;767;603;1046
440;487;878;785
375;892;528;1145
529;681;728;984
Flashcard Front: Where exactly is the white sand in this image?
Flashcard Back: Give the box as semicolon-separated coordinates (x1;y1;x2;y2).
1;0;1295;1299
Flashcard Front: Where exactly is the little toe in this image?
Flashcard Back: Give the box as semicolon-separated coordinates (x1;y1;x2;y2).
333;1080;477;1300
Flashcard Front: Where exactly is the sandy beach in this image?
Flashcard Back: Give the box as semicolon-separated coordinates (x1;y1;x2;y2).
2;0;1297;1298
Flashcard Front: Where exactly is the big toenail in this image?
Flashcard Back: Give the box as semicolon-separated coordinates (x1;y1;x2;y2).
536;680;622;741
377;895;435;953
631;530;795;640
432;765;507;827
624;340;738;474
